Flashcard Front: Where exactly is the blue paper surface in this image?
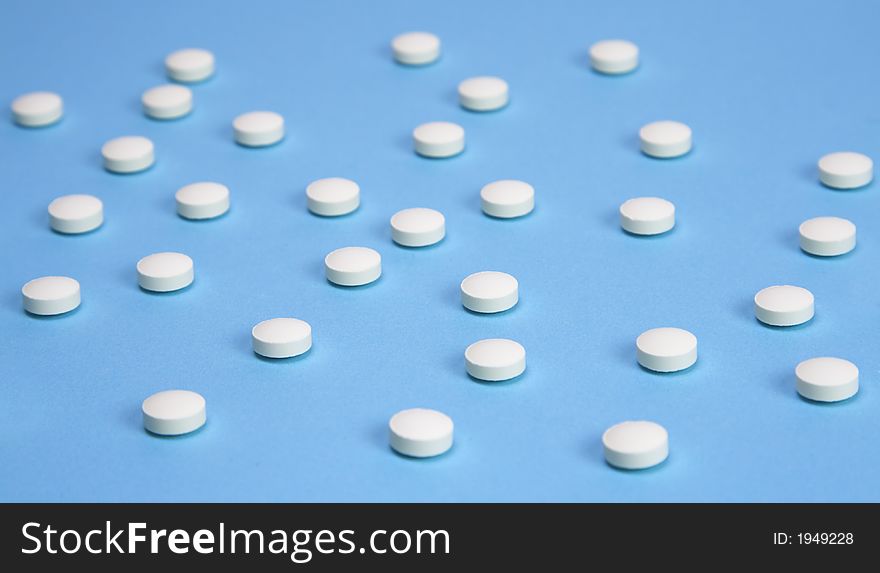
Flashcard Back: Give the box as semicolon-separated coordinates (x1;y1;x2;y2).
1;0;878;502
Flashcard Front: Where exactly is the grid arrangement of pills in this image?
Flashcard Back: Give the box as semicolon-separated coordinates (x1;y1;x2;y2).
2;0;877;502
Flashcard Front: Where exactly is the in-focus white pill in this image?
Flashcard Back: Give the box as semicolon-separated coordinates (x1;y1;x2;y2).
465;338;526;381
460;271;518;313
233;111;284;147
795;357;859;402
137;252;194;292
142;390;206;436
391;32;441;65
252;318;312;359
636;327;697;372
413;121;464;158
175;182;230;220
325;246;381;286
619;197;675;235
390;208;445;247
11;91;63;127
306;177;360;217
165;48;215;83
589;39;639;74
817;152;872;189
389;408;453;458
48;194;103;234
21;276;80;316
603;421;669;470
639;121;692;158
142;84;193;119
480;179;535;219
458;76;509;111
799;216;855;257
754;285;814;327
102;136;155;173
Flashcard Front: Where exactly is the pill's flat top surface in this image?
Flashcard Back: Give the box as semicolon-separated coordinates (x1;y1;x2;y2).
165;48;214;80
21;276;79;302
603;421;667;455
481;180;533;206
233;111;283;134
48;194;102;222
754;285;813;313
137;252;193;278
640;121;691;146
176;182;229;207
799;216;855;242
636;328;696;357
465;338;525;368
101;136;153;160
252;318;311;345
142;390;205;422
620;197;674;222
5;1;880;504
460;271;518;299
325;246;381;273
390;208;445;234
142;84;192;115
391;32;440;64
818;152;872;177
413;121;464;145
389;408;453;450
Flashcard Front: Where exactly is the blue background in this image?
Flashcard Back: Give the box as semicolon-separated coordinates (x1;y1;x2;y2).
1;0;878;502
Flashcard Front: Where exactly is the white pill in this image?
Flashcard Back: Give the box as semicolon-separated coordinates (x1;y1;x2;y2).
137;252;194;292
252;318;312;359
603;421;669;470
413;121;465;158
465;338;526;381
142;84;193;119
389;408;453;458
460;271;518;314
391;32;440;65
390;208;445;247
306;177;360;217
11;91;63;127
795;357;859;403
175;182;230;220
325;246;381;286
480;179;535;219
233;111;284;147
636;327;697;372
48;194;103;234
102;136;155;173
818;152;873;189
799;216;856;257
639;120;692;158
142;390;206;436
458;76;509;111
754;285;814;327
589;39;639;74
619;197;675;235
165;48;215;83
21;276;81;316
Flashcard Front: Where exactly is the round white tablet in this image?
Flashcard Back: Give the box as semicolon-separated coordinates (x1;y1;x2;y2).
795;357;859;402
21;276;80;316
639;121;692;158
252;318;312;359
413;121;465;158
619;197;675;235
480;179;535;218
48;194;103;234
799;216;856;257
390;208;445;247
458;76;509;111
818;152;873;189
391;32;441;65
102;136;155;173
754;285;814;327
636;327;697;372
465;338;526;381
306;177;360;217
11;91;63;127
142;84;193;119
142;390;206;436
233;111;284;147
165;48;215;83
389;408;453;458
137;252;194;292
325;246;381;286
175;182;230;220
603;421;669;470
589;39;639;74
460;271;518;313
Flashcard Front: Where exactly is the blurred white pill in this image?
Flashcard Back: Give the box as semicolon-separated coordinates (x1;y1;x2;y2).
142;390;206;435
325;246;381;286
137;252;194;292
165;48;215;83
142;84;193;119
252;318;312;359
390;208;445;247
639;121;692;158
102;136;154;173
389;408;453;457
306;177;360;217
754;285;814;326
603;421;669;470
176;182;230;220
589;40;639;74
795;357;859;402
48;194;103;234
413;121;464;158
391;32;440;65
799;216;855;256
22;276;80;316
11;91;63;127
620;197;675;235
818;152;873;189
233;111;284;147
458;76;509;111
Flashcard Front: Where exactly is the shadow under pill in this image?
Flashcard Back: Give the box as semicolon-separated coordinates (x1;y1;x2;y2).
23;305;83;320
138;282;195;296
143;422;207;440
325;277;382;291
252;347;313;364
